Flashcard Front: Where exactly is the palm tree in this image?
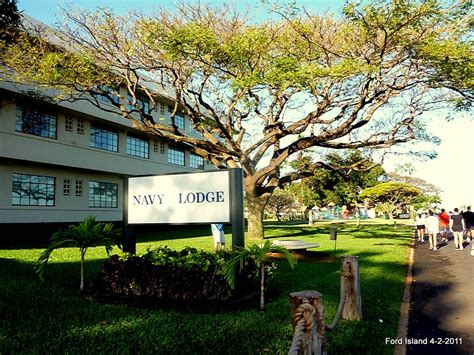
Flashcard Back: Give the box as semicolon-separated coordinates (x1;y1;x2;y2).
224;240;296;311
35;216;119;292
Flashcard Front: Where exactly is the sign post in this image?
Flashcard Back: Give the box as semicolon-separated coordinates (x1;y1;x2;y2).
123;176;136;254
229;168;245;249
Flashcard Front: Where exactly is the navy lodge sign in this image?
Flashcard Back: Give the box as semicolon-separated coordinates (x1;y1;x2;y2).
127;170;231;224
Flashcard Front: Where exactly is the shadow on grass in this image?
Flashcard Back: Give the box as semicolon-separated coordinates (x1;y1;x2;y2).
1;221;415;354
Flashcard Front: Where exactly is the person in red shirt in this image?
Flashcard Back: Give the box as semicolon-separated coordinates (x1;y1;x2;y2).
438;208;450;243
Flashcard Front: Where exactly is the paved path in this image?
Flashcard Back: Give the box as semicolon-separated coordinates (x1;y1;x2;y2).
407;236;474;355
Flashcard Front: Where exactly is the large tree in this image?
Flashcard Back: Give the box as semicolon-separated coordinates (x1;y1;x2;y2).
1;1;472;239
292;150;385;209
0;0;21;45
386;172;442;211
360;182;422;218
266;187;298;221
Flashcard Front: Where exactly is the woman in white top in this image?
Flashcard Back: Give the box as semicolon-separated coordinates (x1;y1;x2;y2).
425;210;440;251
415;213;426;242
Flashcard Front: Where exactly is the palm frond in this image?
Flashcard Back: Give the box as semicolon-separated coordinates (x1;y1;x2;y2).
267;243;297;269
35;238;76;280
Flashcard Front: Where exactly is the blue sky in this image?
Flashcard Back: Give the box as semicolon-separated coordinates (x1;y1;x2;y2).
18;0;346;25
16;0;474;208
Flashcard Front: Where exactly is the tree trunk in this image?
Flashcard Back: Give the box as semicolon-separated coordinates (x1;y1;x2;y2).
246;193;268;240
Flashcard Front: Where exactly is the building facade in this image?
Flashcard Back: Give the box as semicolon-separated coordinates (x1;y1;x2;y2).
0;81;212;226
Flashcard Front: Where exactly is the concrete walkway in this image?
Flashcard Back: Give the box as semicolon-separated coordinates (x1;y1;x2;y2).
407;236;474;354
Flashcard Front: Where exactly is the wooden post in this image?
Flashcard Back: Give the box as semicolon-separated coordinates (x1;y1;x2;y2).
340;256;362;320
289;290;326;355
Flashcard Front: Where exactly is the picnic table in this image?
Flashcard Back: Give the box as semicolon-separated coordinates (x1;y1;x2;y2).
269;240;320;259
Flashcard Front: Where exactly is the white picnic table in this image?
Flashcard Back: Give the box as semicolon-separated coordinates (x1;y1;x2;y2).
270;240;320;259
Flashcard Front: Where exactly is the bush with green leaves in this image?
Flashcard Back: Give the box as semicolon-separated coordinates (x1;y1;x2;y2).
224;240;296;311
96;246;264;306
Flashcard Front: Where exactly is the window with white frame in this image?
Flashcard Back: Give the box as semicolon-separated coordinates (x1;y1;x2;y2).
77;119;84;134
75;180;83;196
65;116;73;132
63;179;71;195
167;146;185;166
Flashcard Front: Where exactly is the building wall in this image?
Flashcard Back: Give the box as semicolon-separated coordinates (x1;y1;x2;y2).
0;86;212;225
0;162;123;223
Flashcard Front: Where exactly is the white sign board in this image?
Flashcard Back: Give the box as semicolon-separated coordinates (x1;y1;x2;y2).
127;170;230;224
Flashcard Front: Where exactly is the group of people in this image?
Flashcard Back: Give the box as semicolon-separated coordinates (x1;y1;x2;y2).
415;206;474;254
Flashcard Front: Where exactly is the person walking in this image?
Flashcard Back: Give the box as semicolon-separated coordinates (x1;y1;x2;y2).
462;206;474;243
449;208;465;250
415;212;426;242
438;208;450;243
211;223;226;253
426;210;440;251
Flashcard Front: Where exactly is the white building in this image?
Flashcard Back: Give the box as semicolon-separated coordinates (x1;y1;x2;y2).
0;80;213;229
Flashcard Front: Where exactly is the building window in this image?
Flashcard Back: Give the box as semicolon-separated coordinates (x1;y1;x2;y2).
126;135;149;158
63;179;71;195
75;180;83;196
160;141;165;154
159;103;166;116
190;125;203;137
168;146;185;166
65;116;73;132
127;93;150;114
90;126;118;152
153;140;159;153
89;181;118;208
12;173;55;206
15;105;57;139
190;153;204;170
167;108;185;130
92;85;119;105
77;119;84;134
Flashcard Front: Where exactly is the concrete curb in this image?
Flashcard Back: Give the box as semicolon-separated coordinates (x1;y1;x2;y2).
394;234;416;355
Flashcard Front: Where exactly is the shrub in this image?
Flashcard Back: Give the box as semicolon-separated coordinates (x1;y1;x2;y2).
96;246;262;306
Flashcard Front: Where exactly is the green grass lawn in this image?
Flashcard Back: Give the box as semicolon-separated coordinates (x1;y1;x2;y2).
0;219;412;354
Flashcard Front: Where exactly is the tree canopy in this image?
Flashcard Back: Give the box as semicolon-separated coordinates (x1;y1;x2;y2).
292;151;385;208
266;187;298;220
0;0;21;45
360;181;422;217
1;0;472;238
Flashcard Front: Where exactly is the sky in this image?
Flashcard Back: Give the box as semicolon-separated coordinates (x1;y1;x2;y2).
16;0;474;209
